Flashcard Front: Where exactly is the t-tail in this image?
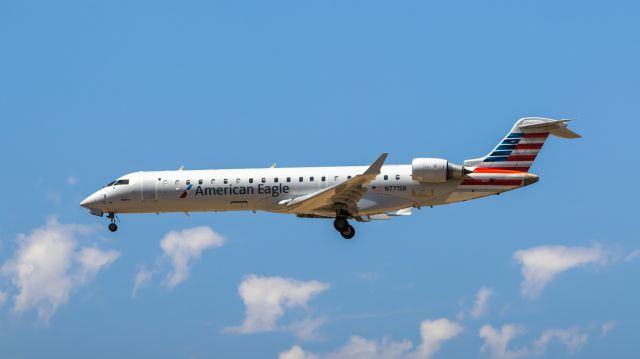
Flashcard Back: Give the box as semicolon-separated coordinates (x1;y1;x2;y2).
464;117;581;172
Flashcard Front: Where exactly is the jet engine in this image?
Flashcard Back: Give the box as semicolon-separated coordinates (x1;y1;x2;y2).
411;158;469;183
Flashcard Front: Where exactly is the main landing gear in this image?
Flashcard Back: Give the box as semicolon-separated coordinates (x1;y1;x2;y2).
334;216;355;240
107;212;118;232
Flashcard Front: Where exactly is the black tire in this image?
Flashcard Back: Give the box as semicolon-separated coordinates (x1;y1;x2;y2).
340;225;355;240
334;217;348;231
108;223;118;232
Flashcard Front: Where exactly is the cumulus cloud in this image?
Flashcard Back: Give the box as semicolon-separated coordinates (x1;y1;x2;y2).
532;328;587;355
160;226;224;288
132;266;154;298
415;319;464;358
470;287;493;319
227;275;329;336
514;245;609;299
279;318;463;359
479;324;528;359
1;219;119;323
479;324;587;359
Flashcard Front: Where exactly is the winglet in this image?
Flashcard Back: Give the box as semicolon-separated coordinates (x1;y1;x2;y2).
178;165;184;171
270;163;277;168
363;153;388;175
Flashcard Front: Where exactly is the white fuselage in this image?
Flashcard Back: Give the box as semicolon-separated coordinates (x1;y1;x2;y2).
80;164;537;220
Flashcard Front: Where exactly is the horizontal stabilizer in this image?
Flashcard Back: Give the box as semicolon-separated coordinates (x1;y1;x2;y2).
519;119;581;138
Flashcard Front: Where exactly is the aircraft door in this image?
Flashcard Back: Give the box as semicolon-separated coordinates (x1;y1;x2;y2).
142;175;158;201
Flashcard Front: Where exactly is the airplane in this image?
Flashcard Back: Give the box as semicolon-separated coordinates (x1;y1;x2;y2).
80;117;579;239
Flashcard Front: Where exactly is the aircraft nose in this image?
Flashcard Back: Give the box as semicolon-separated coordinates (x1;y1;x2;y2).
523;173;539;186
80;192;101;209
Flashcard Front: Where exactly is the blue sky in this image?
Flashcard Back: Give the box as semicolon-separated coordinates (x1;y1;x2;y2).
1;1;638;358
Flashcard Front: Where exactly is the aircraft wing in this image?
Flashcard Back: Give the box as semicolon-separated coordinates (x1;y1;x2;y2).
285;153;388;213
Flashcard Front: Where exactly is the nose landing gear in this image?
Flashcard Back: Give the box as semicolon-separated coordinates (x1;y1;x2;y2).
107;213;118;232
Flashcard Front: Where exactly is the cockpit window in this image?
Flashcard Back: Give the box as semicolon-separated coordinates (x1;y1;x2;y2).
114;179;129;185
105;181;117;187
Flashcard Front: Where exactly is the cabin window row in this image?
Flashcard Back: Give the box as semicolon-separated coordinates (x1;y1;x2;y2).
168;174;401;186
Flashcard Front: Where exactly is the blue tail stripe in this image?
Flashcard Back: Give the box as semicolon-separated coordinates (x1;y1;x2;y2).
484;156;509;162
491;150;512;156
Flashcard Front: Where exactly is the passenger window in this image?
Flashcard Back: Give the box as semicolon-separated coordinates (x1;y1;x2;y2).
198;179;203;185
321;176;326;181
175;180;180;185
274;177;279;183
334;176;339;181
224;179;228;184
163;180;168;185
236;178;241;184
299;177;303;182
186;180;191;185
286;177;291;182
384;175;388;180
249;178;253;184
396;175;400;180
261;178;266;183
310;176;314;181
347;176;352;180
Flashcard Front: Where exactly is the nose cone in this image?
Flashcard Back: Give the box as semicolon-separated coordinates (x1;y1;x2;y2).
80;192;102;209
523;173;539;186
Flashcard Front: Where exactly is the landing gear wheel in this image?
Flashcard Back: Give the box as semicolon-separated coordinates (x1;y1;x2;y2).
334;217;348;231
108;223;118;232
340;225;355;240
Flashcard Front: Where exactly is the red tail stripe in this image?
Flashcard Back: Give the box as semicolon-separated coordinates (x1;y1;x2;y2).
506;155;536;161
515;143;543;150
522;132;550;138
480;166;530;171
473;168;526;174
461;179;523;186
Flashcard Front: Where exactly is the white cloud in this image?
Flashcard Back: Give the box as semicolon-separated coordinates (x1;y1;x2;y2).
227;275;329;335
532;328;587;355
1;219;119;323
160;226;224;288
132;266;154;298
279;318;463;359
289;317;328;341
75;247;119;284
479;324;588;359
415;319;464;359
0;291;7;307
470;287;493;319
600;320;617;336
479;324;528;359
514;245;609;299
66;176;78;185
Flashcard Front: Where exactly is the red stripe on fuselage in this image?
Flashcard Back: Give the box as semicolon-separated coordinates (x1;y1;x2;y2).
473;168;527;174
460;179;523;186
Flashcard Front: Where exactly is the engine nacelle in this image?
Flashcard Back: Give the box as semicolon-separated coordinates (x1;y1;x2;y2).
411;158;467;183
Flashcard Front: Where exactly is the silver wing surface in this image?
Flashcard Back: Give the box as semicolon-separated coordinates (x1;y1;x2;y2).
285;153;388;214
